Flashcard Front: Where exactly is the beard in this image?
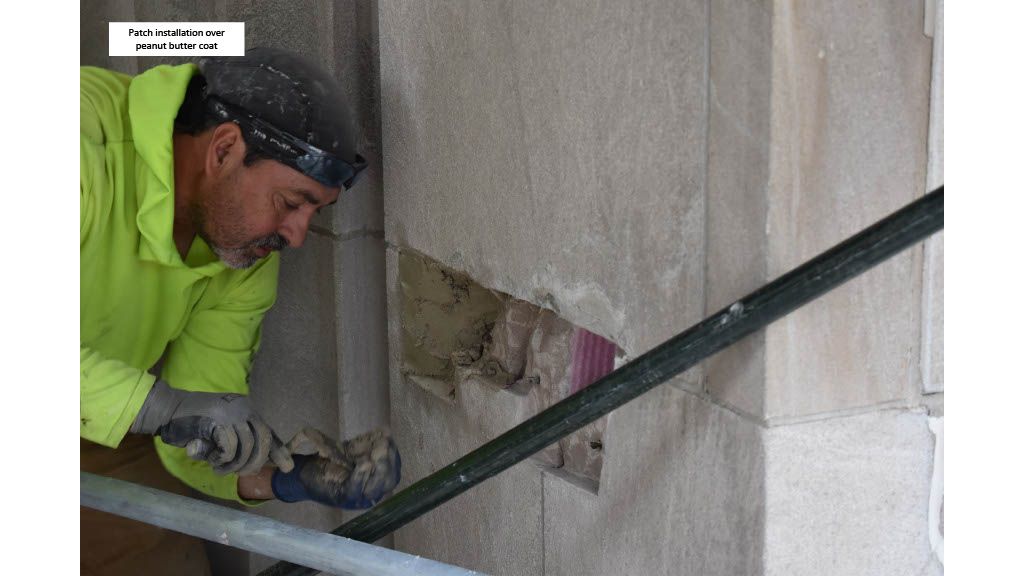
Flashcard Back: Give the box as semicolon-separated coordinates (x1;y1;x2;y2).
209;232;288;269
192;175;288;269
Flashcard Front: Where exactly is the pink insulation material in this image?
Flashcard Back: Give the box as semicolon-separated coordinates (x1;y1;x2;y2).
570;328;618;395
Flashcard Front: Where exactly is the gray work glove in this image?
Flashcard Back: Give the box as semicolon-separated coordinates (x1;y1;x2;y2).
271;427;401;509
130;380;294;476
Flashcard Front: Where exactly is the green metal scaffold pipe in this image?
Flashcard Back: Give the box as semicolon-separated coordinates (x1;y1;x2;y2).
261;187;944;576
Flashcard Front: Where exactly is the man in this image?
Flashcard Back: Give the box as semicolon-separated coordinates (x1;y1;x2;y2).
81;48;400;574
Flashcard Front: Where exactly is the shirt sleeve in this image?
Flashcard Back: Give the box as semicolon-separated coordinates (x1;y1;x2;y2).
154;253;281;504
80;346;157;447
80;68;155;448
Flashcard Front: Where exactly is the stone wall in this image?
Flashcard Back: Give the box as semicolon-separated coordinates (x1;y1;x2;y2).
82;1;943;574
379;1;943;574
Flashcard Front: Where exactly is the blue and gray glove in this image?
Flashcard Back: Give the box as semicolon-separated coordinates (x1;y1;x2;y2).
272;428;401;509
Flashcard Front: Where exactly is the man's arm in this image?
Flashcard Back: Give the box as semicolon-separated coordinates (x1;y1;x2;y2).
80;345;157;447
80;73;157;448
238;466;275;500
155;253;283;504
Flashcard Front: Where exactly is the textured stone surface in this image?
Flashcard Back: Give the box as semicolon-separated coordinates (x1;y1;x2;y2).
379;2;716;571
249;233;347;573
251;235;340;440
544;386;764;576
312;0;386;237
386;249;544;575
922;0;944;395
224;0;329;56
378;0;707;361
921;233;943;395
80;0;138;74
704;0;773;418
80;1;944;573
764;410;937;575
764;0;933;420
336;236;390;438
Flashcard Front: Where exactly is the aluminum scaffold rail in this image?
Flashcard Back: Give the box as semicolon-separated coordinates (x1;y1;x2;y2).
80;472;483;576
260;187;943;576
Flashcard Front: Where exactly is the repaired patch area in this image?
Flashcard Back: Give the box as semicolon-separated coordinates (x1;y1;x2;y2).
399;251;622;489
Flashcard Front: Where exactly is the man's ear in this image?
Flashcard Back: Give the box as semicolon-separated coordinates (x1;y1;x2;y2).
205;122;244;176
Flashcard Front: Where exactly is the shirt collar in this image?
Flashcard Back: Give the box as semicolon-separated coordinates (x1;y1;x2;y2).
128;63;226;277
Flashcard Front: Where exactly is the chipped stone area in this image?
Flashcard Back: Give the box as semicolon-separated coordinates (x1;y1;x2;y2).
399;250;622;489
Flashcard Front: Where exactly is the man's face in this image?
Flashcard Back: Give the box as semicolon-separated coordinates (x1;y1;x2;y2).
194;132;342;269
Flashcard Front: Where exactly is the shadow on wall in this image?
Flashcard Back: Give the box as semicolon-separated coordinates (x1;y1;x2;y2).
398;250;624;492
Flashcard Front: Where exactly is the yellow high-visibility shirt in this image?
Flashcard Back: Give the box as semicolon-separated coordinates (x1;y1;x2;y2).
80;63;280;504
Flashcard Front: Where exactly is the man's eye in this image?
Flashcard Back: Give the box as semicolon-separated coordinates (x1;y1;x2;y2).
284;201;300;210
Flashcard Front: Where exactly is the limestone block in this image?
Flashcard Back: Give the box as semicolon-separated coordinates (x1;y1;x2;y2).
705;0;773;417
378;0;707;361
223;0;331;56
313;0;386;237
763;410;936;576
251;233;339;440
313;158;385;238
544;387;764;576
330;0;382;150
764;0;932;419
337;236;390;438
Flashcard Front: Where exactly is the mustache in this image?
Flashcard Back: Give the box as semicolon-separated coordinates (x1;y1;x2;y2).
249;234;288;251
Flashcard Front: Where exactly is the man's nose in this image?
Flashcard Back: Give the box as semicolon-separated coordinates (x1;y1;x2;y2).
279;211;312;249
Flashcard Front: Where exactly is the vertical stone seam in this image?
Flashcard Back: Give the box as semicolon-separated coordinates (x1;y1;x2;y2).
908;0;938;401
761;0;773;344
920;0;942;395
319;0;345;440
764;0;803;421
331;237;347;440
699;0;711;395
914;20;940;399
758;1;772;425
757;395;768;576
364;0;384;160
920;239;935;394
540;471;546;576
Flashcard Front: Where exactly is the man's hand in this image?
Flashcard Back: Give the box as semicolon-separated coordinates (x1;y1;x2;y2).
130;380;294;476
271;427;401;509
